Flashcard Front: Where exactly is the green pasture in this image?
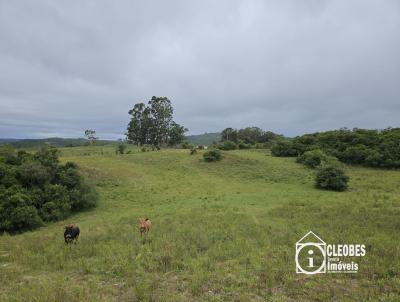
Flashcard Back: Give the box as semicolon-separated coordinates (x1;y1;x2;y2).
1;147;399;301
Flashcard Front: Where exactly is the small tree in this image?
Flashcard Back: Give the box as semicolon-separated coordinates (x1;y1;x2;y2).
84;129;98;145
315;165;349;191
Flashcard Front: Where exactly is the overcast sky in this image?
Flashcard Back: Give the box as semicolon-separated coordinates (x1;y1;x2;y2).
0;0;399;139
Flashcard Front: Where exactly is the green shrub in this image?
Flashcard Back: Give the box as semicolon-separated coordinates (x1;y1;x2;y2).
296;149;338;168
272;128;400;168
315;165;349;191
0;147;97;233
181;142;191;149
339;145;369;164
365;150;384;167
190;148;197;155
34;147;59;170
238;141;252;149
68;179;98;211
0;186;43;232
116;144;127;154
218;141;237;150
203;149;222;162
271;140;298;157
0;163;17;188
38;184;71;221
56;164;81;189
17;161;51;187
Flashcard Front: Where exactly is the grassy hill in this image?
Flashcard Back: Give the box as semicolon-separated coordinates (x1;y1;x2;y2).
0;147;399;301
185;132;221;146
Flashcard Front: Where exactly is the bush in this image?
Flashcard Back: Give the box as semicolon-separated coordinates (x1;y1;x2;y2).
203;149;222;162
0;163;17;188
315;165;349;191
39;184;71;221
271;128;400;168
68;180;98;211
17;162;51;187
271;140;298;157
238;140;252;149
190;148;197;155
116;144;127;154
296;149;338;168
181;142;191;149
0;147;97;233
365;150;384;167
0;186;43;232
218;141;237;150
339;145;369;164
34;147;59;170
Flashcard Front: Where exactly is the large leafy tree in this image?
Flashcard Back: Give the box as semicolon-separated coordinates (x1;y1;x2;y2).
126;96;187;147
221;128;238;142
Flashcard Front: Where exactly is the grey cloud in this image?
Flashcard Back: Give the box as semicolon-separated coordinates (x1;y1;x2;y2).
0;0;399;139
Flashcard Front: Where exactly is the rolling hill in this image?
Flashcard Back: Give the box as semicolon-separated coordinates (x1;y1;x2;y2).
0;146;398;301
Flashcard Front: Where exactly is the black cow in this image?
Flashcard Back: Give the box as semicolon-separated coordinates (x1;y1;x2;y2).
64;224;80;244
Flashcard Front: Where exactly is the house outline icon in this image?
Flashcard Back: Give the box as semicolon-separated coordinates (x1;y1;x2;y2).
295;231;326;274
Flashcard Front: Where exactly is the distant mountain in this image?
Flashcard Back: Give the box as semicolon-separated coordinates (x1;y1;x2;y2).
0;134;221;148
0;137;117;148
185;132;221;146
0;138;20;144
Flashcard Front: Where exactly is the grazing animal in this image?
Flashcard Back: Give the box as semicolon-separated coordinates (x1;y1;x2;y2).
138;218;151;240
64;224;80;244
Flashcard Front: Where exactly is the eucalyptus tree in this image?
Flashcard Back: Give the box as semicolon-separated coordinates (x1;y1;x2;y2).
84;129;98;145
126;96;187;147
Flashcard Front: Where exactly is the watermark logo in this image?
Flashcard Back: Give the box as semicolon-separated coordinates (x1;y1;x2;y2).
295;231;366;274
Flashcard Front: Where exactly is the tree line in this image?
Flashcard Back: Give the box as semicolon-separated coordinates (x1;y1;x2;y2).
271;127;400;168
211;127;281;150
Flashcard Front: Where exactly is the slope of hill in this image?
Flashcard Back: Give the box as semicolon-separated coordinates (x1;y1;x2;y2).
185;132;221;146
0;147;398;301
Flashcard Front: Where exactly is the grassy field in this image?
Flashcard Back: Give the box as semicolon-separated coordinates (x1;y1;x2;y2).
1;147;399;301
